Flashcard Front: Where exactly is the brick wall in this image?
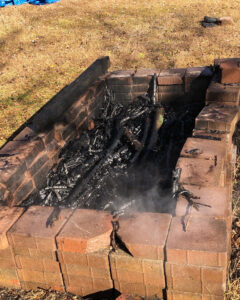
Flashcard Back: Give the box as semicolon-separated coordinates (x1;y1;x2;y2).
0;57;239;299
0;57;110;207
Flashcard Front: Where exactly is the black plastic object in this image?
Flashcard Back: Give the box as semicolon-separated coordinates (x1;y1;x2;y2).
201;21;218;28
204;16;221;23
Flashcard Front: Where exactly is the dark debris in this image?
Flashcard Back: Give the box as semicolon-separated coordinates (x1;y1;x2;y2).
22;88;204;215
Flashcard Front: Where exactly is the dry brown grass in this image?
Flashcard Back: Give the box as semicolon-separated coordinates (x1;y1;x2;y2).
0;1;240;298
227;123;240;300
0;0;240;146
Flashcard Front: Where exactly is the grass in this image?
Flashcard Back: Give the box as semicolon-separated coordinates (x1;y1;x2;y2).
0;0;240;298
227;123;240;300
1;0;240;146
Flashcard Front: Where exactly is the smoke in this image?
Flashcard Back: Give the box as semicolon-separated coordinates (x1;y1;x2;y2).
100;160;175;215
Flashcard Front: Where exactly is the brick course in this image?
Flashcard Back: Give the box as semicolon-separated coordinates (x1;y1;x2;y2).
117;212;171;260
0;59;239;297
220;60;240;84
195;104;239;133
166;217;228;268
177;157;223;187
56;209;112;253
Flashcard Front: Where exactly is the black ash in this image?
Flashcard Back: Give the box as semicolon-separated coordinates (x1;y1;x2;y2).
22;87;204;214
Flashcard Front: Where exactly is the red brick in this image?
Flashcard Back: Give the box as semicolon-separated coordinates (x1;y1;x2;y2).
167;290;202;300
44;271;63;285
32;161;52;190
13;126;36;142
115;281;145;296
0;247;14;259
110;250;165;287
28;154;49;176
214;57;240;66
15;256;60;272
166;249;187;264
166;217;228;267
111;268;144;284
63;273;93;287
74;110;88;130
188;250;220;267
63;92;89;122
66;284;102;297
145;285;163;298
142;258;164;275
92;278;113;291
160;68;186;77
202;266;226;284
12;246;30;257
185;67;211;94
0;184;6;202
110;250;143;273
17;268;44;283
159;90;185;103
177;157;222;187
132;91;149;100
206;81;240;105
8;206;72;251
202;282;226;296
133;68;159;84
61;263;91;277
87;249;110;269
107;70;133;85
158;74;183;85
117;212;171;260
18;268;63;286
28;248;57;260
54;121;77;145
116;295;137;300
91;267;111;279
158;84;184;93
143;271;165;287
220;61;240;84
110;85;132;93
114;92;132;103
0;277;20;288
11;179;34;206
38;129;55;147
171;277;202;293
0;157;26;192
0;207;24;249
180;137;226;161
0;257;16;269
0;139;44;168
64;285;83;295
20;281;64;292
204;294;225;300
131;84;149;93
192;129;231;144
62;123;77;142
175;185;230;220
57;251;88;265
56;209;112;253
195;104;239;133
166;262;201;281
0;268;19;281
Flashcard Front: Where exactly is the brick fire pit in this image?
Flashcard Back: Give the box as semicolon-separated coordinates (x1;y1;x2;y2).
0;57;239;300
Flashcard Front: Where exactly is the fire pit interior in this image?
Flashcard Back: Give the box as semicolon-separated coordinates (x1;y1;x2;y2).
22;76;204;216
0;56;239;300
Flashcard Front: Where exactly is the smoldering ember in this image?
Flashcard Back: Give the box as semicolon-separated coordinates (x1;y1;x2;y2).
0;56;239;300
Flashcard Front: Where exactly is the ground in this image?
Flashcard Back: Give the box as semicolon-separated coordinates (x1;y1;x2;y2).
0;0;240;299
1;0;240;146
